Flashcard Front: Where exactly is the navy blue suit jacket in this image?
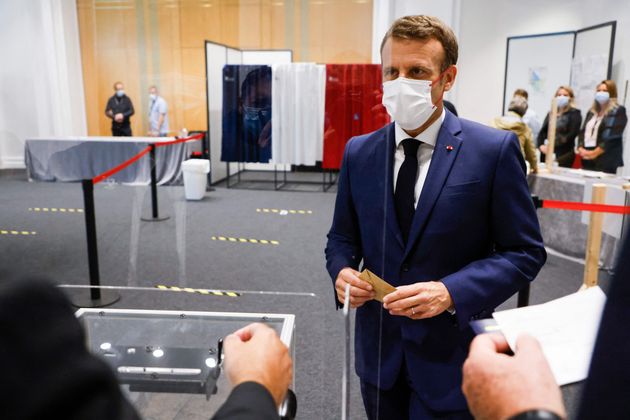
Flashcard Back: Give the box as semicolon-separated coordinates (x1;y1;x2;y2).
325;111;546;412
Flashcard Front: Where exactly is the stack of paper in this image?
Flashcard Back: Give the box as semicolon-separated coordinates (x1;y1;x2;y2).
492;287;606;385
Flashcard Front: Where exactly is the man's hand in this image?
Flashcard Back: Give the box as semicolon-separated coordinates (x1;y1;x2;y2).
539;144;548;154
223;323;292;407
462;334;566;420
335;267;375;308
382;281;453;319
114;113;124;123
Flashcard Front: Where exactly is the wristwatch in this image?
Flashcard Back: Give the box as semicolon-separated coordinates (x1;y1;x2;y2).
509;409;563;420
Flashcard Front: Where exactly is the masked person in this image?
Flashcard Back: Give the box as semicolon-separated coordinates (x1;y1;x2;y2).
537;86;582;168
147;86;169;137
105;81;135;136
221;66;272;163
325;15;545;419
578;80;628;174
492;95;538;173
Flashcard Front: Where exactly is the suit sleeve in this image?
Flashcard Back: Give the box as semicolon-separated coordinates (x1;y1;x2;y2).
105;97;114;119
325;138;363;308
0;279;141;420
211;382;278;420
441;132;547;327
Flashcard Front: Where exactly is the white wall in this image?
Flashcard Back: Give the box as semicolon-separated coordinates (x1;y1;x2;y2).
0;0;86;169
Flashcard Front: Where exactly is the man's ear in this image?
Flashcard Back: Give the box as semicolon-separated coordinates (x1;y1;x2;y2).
443;65;458;92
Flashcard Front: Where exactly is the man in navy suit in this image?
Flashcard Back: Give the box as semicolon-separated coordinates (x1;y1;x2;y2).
325;15;546;419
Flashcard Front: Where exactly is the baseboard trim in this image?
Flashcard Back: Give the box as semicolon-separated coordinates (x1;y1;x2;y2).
0;156;25;169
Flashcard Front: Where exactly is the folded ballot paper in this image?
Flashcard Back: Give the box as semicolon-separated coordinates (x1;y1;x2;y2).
491;286;607;386
358;269;396;302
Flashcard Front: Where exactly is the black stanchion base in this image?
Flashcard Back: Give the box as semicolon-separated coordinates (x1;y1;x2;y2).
69;289;121;308
141;215;170;222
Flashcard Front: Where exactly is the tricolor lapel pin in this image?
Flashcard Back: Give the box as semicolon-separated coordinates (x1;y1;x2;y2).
446;145;454;152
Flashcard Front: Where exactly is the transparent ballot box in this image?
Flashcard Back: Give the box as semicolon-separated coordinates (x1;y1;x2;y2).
75;308;295;417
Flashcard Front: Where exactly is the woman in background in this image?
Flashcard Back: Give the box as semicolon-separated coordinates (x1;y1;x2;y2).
538;86;582;168
578;80;628;174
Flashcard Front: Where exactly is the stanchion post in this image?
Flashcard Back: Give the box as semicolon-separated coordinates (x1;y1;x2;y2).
545;97;558;173
73;180;120;307
150;145;159;218
142;144;169;222
583;184;606;288
82;179;101;300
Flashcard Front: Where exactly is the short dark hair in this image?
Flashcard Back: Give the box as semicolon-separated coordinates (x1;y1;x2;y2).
513;89;528;100
113;81;123;90
380;15;458;71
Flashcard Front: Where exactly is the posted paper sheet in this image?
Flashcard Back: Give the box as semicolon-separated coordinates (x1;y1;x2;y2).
492;287;606;385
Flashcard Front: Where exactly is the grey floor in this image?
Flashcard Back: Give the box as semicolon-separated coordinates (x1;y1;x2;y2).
0;169;602;419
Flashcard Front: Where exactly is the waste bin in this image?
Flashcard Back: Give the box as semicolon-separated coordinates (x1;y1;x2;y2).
181;159;209;200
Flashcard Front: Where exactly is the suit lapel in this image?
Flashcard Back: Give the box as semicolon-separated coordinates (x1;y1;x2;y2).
403;113;463;259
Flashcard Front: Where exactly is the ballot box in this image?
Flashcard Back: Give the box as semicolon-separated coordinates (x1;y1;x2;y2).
75;308;295;416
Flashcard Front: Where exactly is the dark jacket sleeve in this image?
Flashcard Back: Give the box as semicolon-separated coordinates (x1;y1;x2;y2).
598;105;628;150
105;97;114;119
124;97;135;118
566;108;582;146
0;278;141;420
212;382;279;420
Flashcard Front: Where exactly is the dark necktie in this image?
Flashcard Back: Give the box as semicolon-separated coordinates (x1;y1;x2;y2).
395;139;420;243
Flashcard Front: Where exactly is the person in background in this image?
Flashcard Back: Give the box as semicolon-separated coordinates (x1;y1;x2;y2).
578;80;628;174
537;86;582;168
105;81;135;136
513;89;541;139
0;278;291;420
148;85;169;137
492;95;538;173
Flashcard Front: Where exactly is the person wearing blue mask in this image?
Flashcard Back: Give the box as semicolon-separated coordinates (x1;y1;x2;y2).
105;81;135;136
147;86;169;137
326;15;545;419
578;80;628;174
537;86;582;168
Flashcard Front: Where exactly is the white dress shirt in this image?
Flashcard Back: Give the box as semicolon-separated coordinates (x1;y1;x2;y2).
393;109;446;208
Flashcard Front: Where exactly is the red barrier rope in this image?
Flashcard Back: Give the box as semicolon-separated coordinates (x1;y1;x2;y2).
92;145;153;184
542;199;630;214
90;133;205;185
154;132;204;148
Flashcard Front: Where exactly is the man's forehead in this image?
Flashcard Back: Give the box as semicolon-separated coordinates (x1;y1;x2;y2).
382;37;444;65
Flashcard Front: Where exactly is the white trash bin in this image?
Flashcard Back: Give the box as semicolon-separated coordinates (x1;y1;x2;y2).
181;159;209;200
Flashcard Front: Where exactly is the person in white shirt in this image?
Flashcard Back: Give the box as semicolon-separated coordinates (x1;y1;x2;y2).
148;86;169;137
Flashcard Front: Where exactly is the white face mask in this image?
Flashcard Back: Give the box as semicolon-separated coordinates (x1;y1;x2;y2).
595;91;610;105
556;95;569;108
382;76;441;130
149;93;157;101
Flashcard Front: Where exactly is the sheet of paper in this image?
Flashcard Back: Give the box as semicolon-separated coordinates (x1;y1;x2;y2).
492;286;606;386
358;269;396;302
